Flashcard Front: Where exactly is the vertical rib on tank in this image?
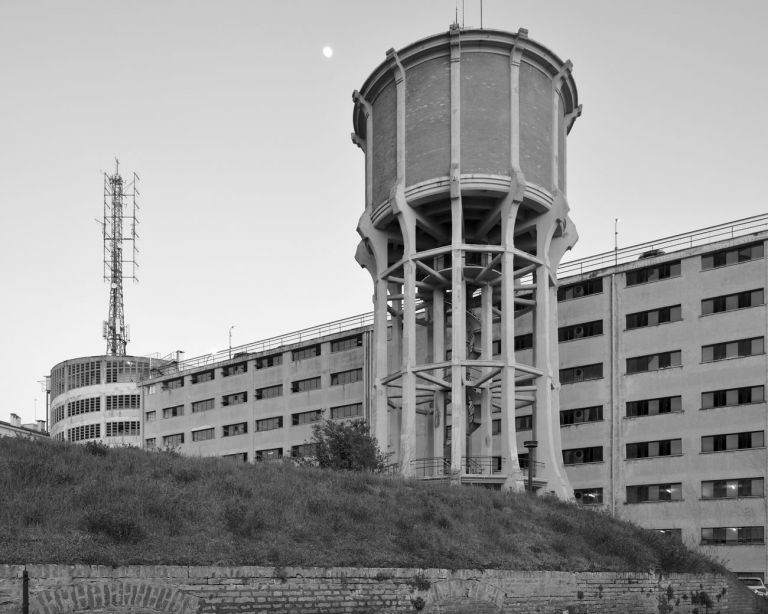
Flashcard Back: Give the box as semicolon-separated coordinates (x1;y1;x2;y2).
353;25;581;495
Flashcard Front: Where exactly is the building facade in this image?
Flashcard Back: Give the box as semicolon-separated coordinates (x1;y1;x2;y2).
140;214;768;577
48;355;157;447
0;413;48;440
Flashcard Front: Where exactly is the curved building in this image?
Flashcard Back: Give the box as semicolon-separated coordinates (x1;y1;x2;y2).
353;26;581;493
48;355;157;446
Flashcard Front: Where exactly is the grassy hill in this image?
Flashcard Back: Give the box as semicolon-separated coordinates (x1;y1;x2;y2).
0;436;721;572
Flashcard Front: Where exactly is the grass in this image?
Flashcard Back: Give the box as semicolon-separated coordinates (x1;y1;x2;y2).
0;436;722;572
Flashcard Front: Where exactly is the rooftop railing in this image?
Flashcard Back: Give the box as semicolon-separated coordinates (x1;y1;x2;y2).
151;311;374;377
558;212;768;278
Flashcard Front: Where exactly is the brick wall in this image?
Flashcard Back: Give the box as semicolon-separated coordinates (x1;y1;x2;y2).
0;564;756;614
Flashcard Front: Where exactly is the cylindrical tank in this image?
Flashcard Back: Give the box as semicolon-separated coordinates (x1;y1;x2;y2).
353;25;581;496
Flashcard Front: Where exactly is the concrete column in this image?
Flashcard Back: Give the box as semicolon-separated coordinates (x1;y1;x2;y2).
432;287;446;464
400;257;417;474
480;282;493;461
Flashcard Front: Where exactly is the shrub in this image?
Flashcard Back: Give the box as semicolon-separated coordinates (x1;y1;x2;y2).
309;419;388;472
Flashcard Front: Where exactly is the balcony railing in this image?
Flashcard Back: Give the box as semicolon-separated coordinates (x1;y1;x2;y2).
410;456;506;477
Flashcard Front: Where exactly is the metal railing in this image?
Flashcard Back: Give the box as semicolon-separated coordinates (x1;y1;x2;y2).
151;312;374;377
558;213;768;278
410;456;506;477
517;457;545;478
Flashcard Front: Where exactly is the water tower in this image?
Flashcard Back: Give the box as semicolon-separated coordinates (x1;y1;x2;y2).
353;26;581;495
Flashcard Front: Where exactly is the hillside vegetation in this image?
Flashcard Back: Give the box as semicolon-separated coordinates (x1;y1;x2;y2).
0;437;720;572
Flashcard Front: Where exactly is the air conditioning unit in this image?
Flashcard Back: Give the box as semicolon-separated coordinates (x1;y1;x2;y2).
574;368;584;381
574;285;585;297
574;326;585;338
575;449;583;459
574;410;583;420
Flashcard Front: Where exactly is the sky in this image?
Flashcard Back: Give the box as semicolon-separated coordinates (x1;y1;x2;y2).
2;0;767;425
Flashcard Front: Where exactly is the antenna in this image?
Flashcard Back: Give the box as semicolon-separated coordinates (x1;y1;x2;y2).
102;159;139;356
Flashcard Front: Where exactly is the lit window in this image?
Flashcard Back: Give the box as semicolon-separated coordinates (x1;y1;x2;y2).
701;526;764;545
626;483;682;503
702;478;763;499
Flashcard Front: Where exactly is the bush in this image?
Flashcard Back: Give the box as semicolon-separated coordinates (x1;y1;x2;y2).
308;419;388;472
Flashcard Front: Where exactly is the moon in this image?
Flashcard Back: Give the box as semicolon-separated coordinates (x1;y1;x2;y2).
322;46;333;59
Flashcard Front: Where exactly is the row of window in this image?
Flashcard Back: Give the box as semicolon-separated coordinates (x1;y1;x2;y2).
576;478;764;503
558;242;764;301
147;404;364;440
564;431;765;465
157;336;365;390
558;388;765;428
143;439;318;461
563;336;765;383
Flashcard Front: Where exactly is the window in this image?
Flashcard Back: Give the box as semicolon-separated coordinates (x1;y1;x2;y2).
701;526;764;545
105;394;140;410
222;362;247;377
558;320;603;342
514;333;533;351
67;424;101;442
331;368;363;386
145;438;156;449
702;478;764;499
626;350;681;374
626;438;682;459
702;431;764;452
222;391;247;406
562;446;603;465
557;278;603;302
105;359;150;384
574;488;603;505
626;305;682;330
626;261;681;286
256;353;283;369
701;337;764;362
515;415;532;431
492;339;501;355
164;377;184;390
292;409;323;426
255;447;283;461
256;384;283;400
192;428;215;442
626;483;682;503
702;386;764;409
560;363;603;384
331;403;362;419
291;443;318;458
191;370;214;384
560;405;603;426
292;377;321;393
163;433;184;447
67;397;101;417
192;398;215;413
331;335;363;352
145;410;156;422
51;405;65;425
222;422;248;437
702;289;764;315
626;396;682;417
292;344;321;361
223;452;248;462
162;405;184;419
493;419;502;435
256;416;283;432
702;242;764;270
67;360;101;389
105;421;139;437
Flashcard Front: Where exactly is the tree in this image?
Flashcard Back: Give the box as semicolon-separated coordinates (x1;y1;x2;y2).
309;418;389;472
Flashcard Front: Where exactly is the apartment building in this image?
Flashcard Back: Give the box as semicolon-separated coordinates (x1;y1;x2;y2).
138;215;768;576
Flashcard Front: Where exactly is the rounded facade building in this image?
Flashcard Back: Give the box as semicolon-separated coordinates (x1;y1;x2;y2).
48;355;157;446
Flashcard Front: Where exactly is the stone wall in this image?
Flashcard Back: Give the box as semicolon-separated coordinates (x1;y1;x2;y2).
0;564;761;614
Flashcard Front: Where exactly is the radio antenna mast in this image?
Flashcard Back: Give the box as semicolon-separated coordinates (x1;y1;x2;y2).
102;159;139;356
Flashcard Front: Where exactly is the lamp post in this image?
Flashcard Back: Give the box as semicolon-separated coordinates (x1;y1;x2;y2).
228;325;235;359
523;440;538;493
614;218;620;265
